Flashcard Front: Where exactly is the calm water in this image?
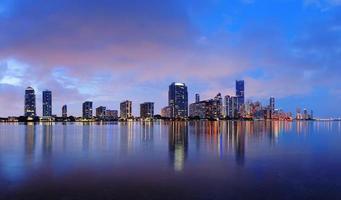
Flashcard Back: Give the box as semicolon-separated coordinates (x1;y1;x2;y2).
0;121;341;200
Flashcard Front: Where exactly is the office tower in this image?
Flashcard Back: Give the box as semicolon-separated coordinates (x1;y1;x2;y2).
270;97;275;112
225;95;232;118
96;106;106;119
236;80;245;106
82;101;93;119
140;102;154;119
120;100;132;119
168;82;188;119
231;96;239;119
24;87;36;117
213;93;223;118
62;105;67;118
195;93;200;103
42;90;52;117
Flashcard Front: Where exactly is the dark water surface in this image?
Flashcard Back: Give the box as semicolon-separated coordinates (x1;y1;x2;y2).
0;121;341;200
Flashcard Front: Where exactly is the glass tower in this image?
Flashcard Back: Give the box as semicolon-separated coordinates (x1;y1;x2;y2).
236;80;245;106
42;90;52;116
168;82;188;119
82;101;93;119
24;87;36;117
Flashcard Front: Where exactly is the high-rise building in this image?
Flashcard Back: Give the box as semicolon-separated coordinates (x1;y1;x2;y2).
224;95;232;118
62;105;67;118
120;100;132;119
231;96;239;119
82;101;93;119
270;97;275;112
168;82;188;119
96;106;106;119
195;93;200;103
140;102;154;119
236;80;245;106
42;90;52;117
189;93;224;119
24;87;36;117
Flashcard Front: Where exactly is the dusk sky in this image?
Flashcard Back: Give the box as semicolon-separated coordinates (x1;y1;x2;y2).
0;0;340;117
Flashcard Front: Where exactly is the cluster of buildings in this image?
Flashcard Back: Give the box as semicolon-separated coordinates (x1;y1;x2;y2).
1;81;314;122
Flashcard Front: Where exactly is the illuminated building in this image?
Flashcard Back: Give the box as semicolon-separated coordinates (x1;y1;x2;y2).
168;82;188;119
236;80;245;107
62;105;67;118
96;106;106;119
24;87;36;117
82;101;93;119
140;102;154;119
120;100;132;119
224;95;232;118
42;90;52;117
270;97;275;112
189;93;223;119
230;96;239;119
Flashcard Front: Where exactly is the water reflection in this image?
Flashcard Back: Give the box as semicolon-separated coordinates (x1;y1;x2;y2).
168;122;188;172
0;121;340;185
24;123;36;161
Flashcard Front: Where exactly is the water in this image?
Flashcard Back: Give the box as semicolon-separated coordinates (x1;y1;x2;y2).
0;121;341;200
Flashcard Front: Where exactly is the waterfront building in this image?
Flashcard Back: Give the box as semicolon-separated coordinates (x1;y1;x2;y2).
189;93;224;120
120;100;132;119
62;105;67;118
82;101;93;119
96;106;106;119
236;80;245;106
140;102;154;119
42;90;52;117
106;110;118;120
270;97;275;112
230;96;239;119
168;82;188;119
161;106;172;118
224;95;232;118
24;87;36;117
189;100;210;119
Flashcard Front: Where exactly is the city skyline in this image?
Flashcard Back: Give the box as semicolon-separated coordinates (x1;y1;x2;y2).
13;81;314;121
0;1;340;117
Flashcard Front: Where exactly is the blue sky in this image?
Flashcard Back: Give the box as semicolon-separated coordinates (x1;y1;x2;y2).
0;0;340;117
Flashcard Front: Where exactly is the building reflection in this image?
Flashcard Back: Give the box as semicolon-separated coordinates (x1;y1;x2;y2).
82;124;91;152
141;121;154;148
168;122;188;172
42;123;53;158
234;122;245;166
25;123;36;160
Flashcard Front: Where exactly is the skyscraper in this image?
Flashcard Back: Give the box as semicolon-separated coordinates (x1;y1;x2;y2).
140;102;154;119
24;87;36;117
270;97;275;112
195;93;200;103
236;80;245;106
168;82;188;119
82;101;93;119
120;100;132;119
42;90;52;117
224;95;232;118
62;105;67;118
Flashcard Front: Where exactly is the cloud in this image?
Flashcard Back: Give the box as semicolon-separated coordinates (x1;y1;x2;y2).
0;0;340;117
